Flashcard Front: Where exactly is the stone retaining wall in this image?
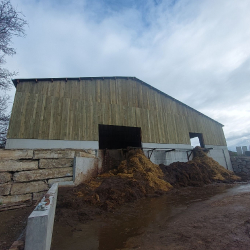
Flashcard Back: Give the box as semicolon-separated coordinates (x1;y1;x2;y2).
230;155;250;180
0;149;96;208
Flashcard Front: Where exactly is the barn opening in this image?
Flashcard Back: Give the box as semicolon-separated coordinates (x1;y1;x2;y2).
98;124;142;149
189;132;205;148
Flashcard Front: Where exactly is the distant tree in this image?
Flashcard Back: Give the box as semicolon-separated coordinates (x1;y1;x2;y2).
0;0;27;147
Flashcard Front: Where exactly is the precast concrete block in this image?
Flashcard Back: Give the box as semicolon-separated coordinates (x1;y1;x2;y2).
25;183;58;250
73;157;98;185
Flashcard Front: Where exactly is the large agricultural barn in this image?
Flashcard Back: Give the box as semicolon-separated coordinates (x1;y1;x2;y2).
6;76;232;170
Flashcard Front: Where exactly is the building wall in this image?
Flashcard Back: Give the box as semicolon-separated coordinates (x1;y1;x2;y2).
7;77;227;146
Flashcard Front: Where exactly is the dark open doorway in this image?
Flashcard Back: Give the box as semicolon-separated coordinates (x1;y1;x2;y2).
189;132;205;148
99;124;142;149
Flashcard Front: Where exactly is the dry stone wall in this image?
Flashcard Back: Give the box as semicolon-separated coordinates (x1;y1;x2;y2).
231;156;250;181
0;149;96;208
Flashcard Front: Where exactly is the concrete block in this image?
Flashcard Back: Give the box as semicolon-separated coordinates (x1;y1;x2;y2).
0;149;33;159
0;194;32;204
11;181;48;195
73;157;98;185
25;183;58;250
236;147;242;155
0;172;12;183
0;160;38;172
39;159;73;169
0;183;11;195
48;177;73;186
34;150;75;159
13;167;73;182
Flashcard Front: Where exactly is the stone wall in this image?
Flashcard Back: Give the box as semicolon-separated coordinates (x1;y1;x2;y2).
230;155;250;180
0;149;96;209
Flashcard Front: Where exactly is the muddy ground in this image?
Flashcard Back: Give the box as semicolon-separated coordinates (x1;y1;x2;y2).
124;184;250;250
0;204;35;250
51;183;250;250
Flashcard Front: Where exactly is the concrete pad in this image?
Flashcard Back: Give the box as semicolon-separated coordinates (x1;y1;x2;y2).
25;183;58;250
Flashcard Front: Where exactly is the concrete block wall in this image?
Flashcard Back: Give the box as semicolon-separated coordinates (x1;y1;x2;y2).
231;156;250;180
0;149;96;207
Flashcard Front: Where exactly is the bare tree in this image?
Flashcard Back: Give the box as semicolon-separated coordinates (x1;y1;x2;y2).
0;95;9;147
0;0;27;147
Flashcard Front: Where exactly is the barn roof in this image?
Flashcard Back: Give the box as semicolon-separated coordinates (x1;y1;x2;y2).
12;76;223;126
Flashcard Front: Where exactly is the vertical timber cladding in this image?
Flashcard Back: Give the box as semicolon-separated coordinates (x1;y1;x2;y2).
8;77;227;146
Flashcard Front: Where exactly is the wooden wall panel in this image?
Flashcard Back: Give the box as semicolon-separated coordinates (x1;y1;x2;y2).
8;78;227;146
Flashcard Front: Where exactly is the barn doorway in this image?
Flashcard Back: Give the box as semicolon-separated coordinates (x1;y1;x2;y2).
189;132;205;148
98;124;142;149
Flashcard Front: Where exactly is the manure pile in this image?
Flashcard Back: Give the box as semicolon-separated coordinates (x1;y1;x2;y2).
57;149;172;212
160;147;240;187
56;147;240;221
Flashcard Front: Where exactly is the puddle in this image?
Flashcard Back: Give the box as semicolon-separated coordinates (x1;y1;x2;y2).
51;183;250;250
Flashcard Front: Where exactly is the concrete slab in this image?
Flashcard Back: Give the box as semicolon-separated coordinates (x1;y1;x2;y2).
25;183;58;250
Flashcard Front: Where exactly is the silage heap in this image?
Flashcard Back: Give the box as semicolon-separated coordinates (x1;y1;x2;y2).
160;147;240;187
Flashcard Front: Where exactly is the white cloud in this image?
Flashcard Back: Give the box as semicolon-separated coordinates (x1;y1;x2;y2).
5;0;250;150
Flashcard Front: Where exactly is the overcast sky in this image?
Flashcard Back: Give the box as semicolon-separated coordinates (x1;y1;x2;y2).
3;0;250;151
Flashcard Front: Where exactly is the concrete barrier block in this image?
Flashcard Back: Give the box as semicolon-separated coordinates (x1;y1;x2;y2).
39;159;73;169
73;157;98;185
0;194;32;204
0;149;33;159
13;167;73;182
0;160;38;172
0;172;12;183
0;183;11;195
11;181;48;195
25;183;58;250
34;150;75;159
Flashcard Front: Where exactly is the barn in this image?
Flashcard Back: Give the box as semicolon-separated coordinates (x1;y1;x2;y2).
6;76;232;170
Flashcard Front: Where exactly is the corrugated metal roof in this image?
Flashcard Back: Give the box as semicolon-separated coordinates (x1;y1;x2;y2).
12;76;223;126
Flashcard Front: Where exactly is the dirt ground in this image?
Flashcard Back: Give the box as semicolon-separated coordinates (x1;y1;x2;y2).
124;184;250;250
0;204;35;250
